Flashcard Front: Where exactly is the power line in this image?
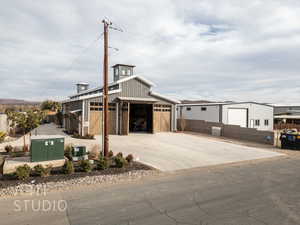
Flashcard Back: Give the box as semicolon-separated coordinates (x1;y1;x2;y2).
62;32;104;77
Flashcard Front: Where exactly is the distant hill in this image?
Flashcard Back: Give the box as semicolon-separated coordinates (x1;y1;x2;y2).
0;99;40;105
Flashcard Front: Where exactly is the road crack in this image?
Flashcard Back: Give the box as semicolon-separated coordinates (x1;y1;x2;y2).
143;194;207;225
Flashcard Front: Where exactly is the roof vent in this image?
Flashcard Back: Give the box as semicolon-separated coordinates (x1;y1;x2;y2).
112;64;135;82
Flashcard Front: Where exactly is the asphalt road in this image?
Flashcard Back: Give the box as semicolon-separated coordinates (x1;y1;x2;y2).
1;156;300;225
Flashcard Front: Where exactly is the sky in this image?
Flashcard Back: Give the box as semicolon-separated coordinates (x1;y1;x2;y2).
0;0;300;103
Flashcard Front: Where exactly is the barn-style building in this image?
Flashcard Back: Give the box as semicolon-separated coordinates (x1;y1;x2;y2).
62;64;179;136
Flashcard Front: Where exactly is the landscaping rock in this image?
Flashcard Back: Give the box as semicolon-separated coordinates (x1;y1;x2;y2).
0;170;159;197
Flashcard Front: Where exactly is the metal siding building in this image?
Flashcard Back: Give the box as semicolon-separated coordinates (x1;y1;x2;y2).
178;102;274;131
62;64;179;136
272;104;300;126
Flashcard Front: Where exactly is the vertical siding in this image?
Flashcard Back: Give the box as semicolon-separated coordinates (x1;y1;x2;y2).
177;105;220;122
222;103;273;131
119;79;151;98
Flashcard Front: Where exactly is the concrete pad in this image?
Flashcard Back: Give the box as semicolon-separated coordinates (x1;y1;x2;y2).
8;124;283;172
3;157;65;174
108;133;283;172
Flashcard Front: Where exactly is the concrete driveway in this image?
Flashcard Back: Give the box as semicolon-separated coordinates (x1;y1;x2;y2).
109;133;283;171
1;124;283;172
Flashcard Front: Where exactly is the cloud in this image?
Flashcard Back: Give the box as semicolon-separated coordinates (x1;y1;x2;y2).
0;0;300;103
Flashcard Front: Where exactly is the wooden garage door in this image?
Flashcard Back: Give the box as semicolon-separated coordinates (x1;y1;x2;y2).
89;103;116;135
153;104;171;132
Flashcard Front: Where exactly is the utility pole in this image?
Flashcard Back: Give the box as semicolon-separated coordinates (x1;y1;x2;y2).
102;19;111;157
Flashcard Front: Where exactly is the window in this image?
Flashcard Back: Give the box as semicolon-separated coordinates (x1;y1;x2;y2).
255;119;260;126
115;68;119;75
127;69;131;75
186;107;191;111
264;119;269;126
122;69;126;75
201;107;207;111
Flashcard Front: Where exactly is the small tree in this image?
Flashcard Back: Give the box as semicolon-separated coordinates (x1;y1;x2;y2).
41;100;62;112
8;110;45;148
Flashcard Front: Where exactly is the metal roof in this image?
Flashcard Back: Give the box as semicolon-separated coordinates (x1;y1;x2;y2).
68;75;154;99
178;101;273;107
116;97;158;102
112;64;135;68
150;91;180;104
275;115;300;119
271;103;300;107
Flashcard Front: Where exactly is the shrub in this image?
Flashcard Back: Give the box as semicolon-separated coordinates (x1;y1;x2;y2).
72;133;94;139
96;155;109;170
15;164;31;180
62;160;74;174
33;164;52;177
64;145;73;160
107;150;113;158
79;160;92;172
84;134;94;139
116;152;123;158
4;145;13;153
0;131;6;143
89;145;100;160
114;155;127;168
125;154;134;164
10;150;26;158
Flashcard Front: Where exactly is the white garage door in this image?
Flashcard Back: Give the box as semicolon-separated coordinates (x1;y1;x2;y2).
227;108;247;127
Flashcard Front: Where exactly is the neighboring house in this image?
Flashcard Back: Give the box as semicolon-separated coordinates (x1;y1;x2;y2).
62;64;179;136
177;102;274;131
272;104;300;128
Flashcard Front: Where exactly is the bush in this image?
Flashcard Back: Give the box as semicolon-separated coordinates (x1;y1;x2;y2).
10;151;26;158
116;152;123;158
126;154;134;164
114;155;127;168
15;164;31;180
0;131;6;143
84;134;94;139
79;160;92;172
96;155;109;170
33;164;52;177
62;160;74;174
108;150;114;158
72;133;94;139
64;145;73;160
89;145;100;160
4;145;13;153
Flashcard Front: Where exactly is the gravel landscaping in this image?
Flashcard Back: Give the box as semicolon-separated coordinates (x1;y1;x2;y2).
0;162;158;197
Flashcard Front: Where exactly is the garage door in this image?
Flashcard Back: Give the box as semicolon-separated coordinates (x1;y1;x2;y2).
89;104;116;135
153;104;171;132
227;108;248;128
